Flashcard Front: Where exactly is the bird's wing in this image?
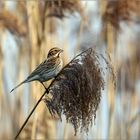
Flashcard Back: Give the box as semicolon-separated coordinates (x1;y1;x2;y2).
27;57;58;81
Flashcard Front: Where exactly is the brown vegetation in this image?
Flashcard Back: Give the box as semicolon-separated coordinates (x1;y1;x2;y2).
103;0;140;28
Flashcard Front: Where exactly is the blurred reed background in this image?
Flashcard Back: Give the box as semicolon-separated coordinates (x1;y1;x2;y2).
0;0;140;139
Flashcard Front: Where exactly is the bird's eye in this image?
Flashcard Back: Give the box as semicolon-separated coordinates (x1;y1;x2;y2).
54;50;58;53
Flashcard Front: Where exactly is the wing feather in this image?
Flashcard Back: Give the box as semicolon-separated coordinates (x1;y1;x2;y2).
27;57;60;81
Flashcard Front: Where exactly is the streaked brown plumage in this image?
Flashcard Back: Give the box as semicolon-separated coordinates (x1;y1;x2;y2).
10;47;63;93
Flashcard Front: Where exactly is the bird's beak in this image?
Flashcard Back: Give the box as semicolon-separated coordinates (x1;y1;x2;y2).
58;49;63;56
60;49;63;53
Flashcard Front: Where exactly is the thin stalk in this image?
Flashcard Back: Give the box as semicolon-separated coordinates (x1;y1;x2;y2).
14;90;47;140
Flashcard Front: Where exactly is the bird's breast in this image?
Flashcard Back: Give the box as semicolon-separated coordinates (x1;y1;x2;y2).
57;58;63;74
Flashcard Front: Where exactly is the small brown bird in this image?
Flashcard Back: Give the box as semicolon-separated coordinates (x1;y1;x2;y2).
10;47;63;93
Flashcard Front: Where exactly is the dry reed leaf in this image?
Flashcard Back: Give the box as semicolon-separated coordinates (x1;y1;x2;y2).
103;0;140;28
16;1;26;14
117;45;140;93
0;10;27;36
19;121;33;139
18;111;56;139
44;48;112;135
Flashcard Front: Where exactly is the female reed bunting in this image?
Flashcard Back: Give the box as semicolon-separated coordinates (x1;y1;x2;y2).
10;47;63;93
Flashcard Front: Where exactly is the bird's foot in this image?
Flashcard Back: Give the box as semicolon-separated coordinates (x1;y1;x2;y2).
40;82;49;94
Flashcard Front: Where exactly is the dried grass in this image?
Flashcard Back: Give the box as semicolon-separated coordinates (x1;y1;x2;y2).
103;0;140;28
0;10;27;36
38;0;85;34
117;44;140;93
16;1;26;14
19;121;33;139
45;0;83;19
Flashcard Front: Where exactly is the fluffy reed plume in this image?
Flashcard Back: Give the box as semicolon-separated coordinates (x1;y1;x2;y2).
0;10;27;36
45;0;83;19
103;0;140;28
44;48;106;135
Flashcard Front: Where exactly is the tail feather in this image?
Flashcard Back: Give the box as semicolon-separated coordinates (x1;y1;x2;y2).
10;79;28;93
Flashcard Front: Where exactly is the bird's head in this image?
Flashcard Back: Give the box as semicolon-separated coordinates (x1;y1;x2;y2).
47;47;63;58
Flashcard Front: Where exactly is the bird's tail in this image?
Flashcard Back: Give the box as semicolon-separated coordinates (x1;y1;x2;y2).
10;79;28;93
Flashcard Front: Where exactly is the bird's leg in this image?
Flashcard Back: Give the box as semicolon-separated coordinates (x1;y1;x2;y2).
40;82;49;93
40;82;47;89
